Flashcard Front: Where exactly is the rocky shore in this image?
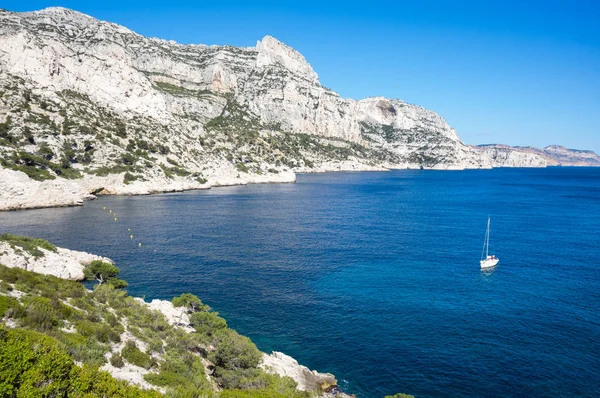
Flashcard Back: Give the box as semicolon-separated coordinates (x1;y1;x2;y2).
0;238;351;397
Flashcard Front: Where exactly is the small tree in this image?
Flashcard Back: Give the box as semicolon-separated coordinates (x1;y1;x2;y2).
84;260;122;286
209;329;262;371
172;293;208;313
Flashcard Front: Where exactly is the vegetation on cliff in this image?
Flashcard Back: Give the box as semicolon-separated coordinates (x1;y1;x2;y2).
0;263;308;397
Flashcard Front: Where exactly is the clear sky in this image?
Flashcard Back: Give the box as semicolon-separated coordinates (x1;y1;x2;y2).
4;0;600;152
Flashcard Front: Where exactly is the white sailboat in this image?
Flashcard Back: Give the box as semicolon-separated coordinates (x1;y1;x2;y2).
480;217;499;269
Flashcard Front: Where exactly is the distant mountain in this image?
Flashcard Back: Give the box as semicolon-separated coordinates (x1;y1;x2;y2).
474;144;600;167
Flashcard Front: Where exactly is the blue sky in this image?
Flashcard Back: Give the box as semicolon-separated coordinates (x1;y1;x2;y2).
4;0;600;152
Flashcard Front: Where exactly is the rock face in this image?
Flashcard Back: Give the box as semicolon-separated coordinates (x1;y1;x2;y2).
473;144;547;168
0;166;93;210
0;241;113;280
0;6;493;211
261;351;338;392
540;145;600;166
0;7;596;211
474;144;600;167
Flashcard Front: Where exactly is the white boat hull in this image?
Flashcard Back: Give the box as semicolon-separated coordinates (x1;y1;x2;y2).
480;257;499;269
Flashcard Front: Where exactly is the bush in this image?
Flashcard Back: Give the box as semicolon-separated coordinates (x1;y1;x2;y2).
191;311;227;337
0;295;20;318
0;326;160;397
210;329;262;371
123;172;138;184
0;264;86;299
172;293;208;313
0;280;13;293
121;340;153;369
236;162;249;173
110;353;125;368
20;297;59;331
55;331;108;366
75;320;121;343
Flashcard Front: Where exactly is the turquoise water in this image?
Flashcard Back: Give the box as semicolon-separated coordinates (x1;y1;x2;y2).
2;168;599;397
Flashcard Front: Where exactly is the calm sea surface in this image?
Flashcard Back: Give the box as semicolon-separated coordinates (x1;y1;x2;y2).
2;168;600;397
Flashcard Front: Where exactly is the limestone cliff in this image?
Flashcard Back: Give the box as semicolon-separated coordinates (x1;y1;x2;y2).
0;7;595;211
474;144;600;167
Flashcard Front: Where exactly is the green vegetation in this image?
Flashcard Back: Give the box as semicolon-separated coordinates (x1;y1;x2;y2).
0;326;161;397
235;162;249;173
0;261;311;398
110;353;125;368
0;233;57;258
172;293;209;313
123;172;139;184
0;149;83;181
83;260;128;288
122;341;153;369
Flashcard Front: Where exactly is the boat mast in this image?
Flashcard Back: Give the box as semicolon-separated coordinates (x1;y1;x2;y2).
486;217;491;258
481;217;489;261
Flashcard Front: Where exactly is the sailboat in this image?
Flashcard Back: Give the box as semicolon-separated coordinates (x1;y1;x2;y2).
480;217;499;269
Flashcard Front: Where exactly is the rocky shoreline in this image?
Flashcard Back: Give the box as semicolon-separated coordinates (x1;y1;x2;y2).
0;238;352;397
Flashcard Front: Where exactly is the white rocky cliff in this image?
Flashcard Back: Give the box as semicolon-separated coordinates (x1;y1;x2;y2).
473;144;600;167
0;239;113;280
0;7;597;211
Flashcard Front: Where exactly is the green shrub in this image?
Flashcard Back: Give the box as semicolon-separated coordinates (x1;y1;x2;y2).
121;340;153;369
55;331;108;366
0;264;86;299
172;293;208;313
74;320;120;343
0;280;13;293
0;326;73;396
0;233;57;258
236;162;249;173
37;143;55;160
0;295;20;318
20;297;59;331
91;164;130;176
123;172;138;184
191;311;227;336
210;329;262;371
144;370;188;387
0;326;160;397
110;353;125;368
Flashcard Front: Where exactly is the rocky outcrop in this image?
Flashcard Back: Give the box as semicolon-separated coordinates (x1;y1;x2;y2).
474;144;600;167
146;299;195;332
0;166;93;210
0;241;113;280
261;351;338;392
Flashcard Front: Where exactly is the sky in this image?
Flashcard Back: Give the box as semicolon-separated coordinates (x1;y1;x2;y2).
3;0;600;152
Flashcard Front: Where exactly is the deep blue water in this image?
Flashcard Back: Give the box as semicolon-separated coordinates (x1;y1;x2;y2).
2;168;600;397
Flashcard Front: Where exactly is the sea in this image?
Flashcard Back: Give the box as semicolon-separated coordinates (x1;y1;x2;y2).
2;167;599;398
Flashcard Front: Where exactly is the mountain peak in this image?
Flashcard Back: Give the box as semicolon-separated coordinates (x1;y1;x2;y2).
256;35;319;83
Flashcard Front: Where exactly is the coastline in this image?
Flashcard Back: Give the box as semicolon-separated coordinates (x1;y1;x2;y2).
0;237;354;397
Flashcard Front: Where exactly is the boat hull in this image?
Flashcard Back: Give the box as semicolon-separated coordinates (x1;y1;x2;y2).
480;258;499;269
